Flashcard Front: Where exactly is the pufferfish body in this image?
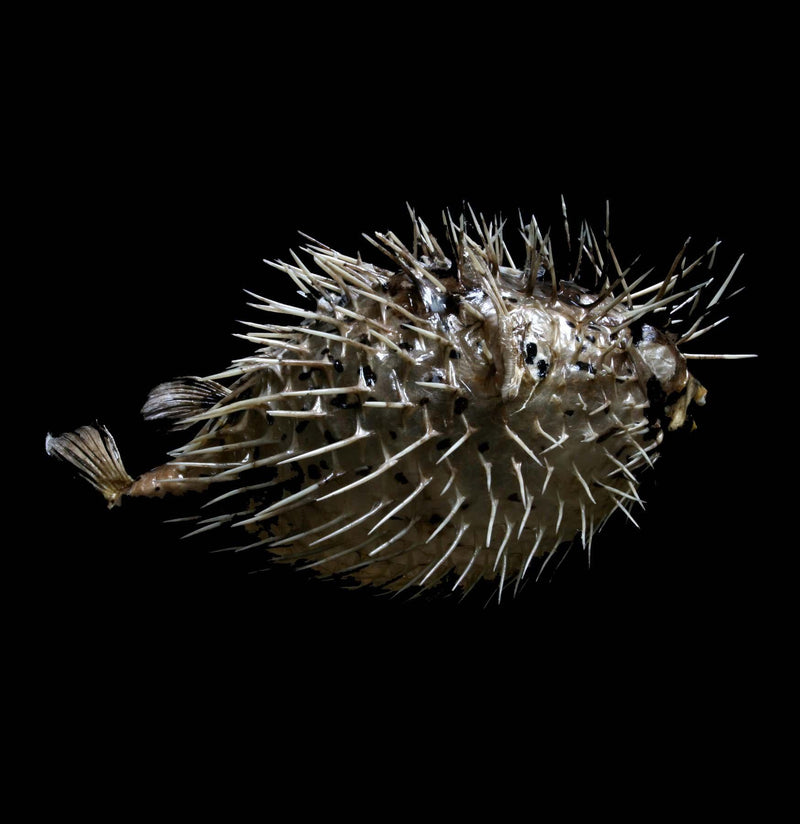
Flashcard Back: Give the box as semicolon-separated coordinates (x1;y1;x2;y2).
46;206;750;598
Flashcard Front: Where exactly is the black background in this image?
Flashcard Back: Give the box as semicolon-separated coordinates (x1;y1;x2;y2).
19;13;790;808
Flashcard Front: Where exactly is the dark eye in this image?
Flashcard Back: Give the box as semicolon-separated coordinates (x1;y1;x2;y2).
524;341;538;364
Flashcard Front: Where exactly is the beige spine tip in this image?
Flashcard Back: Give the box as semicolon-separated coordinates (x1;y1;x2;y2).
45;424;134;507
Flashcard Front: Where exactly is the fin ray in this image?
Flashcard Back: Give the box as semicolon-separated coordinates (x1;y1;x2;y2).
141;376;229;430
45;424;134;506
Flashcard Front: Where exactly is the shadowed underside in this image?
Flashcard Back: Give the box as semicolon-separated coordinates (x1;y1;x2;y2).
46;204;752;599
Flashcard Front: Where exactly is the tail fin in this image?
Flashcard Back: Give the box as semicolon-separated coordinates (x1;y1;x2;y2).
45;424;134;507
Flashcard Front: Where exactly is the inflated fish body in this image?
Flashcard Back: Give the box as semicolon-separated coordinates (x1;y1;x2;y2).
46;206;751;598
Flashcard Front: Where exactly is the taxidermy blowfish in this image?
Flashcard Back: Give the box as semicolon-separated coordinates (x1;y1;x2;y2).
46;203;752;599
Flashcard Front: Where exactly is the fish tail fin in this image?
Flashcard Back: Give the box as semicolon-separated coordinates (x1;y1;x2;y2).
45;424;135;507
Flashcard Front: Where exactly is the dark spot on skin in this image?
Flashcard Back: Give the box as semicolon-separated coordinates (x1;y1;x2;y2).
524;342;538;365
333;359;344;373
564;409;574;416
575;361;596;374
298;371;312;381
646;375;666;420
394;472;409;485
478;441;490;452
361;364;377;387
389;430;397;440
507;492;521;502
360;335;369;345
355;466;372;477
331;394;360;409
307;463;321;480
460;502;469;510
537;359;549;378
319;460;329;470
295;420;309;433
597;427;622;443
449;349;461;359
419;397;429;406
429;513;443;524
645;375;672;434
445;294;461;314
320;348;330;356
436;438;453;451
587;335;596;343
454;397;469;415
566;320;576;328
399;341;414;351
282;463;304;494
324;430;337;444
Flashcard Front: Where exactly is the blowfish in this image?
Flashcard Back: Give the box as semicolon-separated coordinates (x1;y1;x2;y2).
46;203;752;600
